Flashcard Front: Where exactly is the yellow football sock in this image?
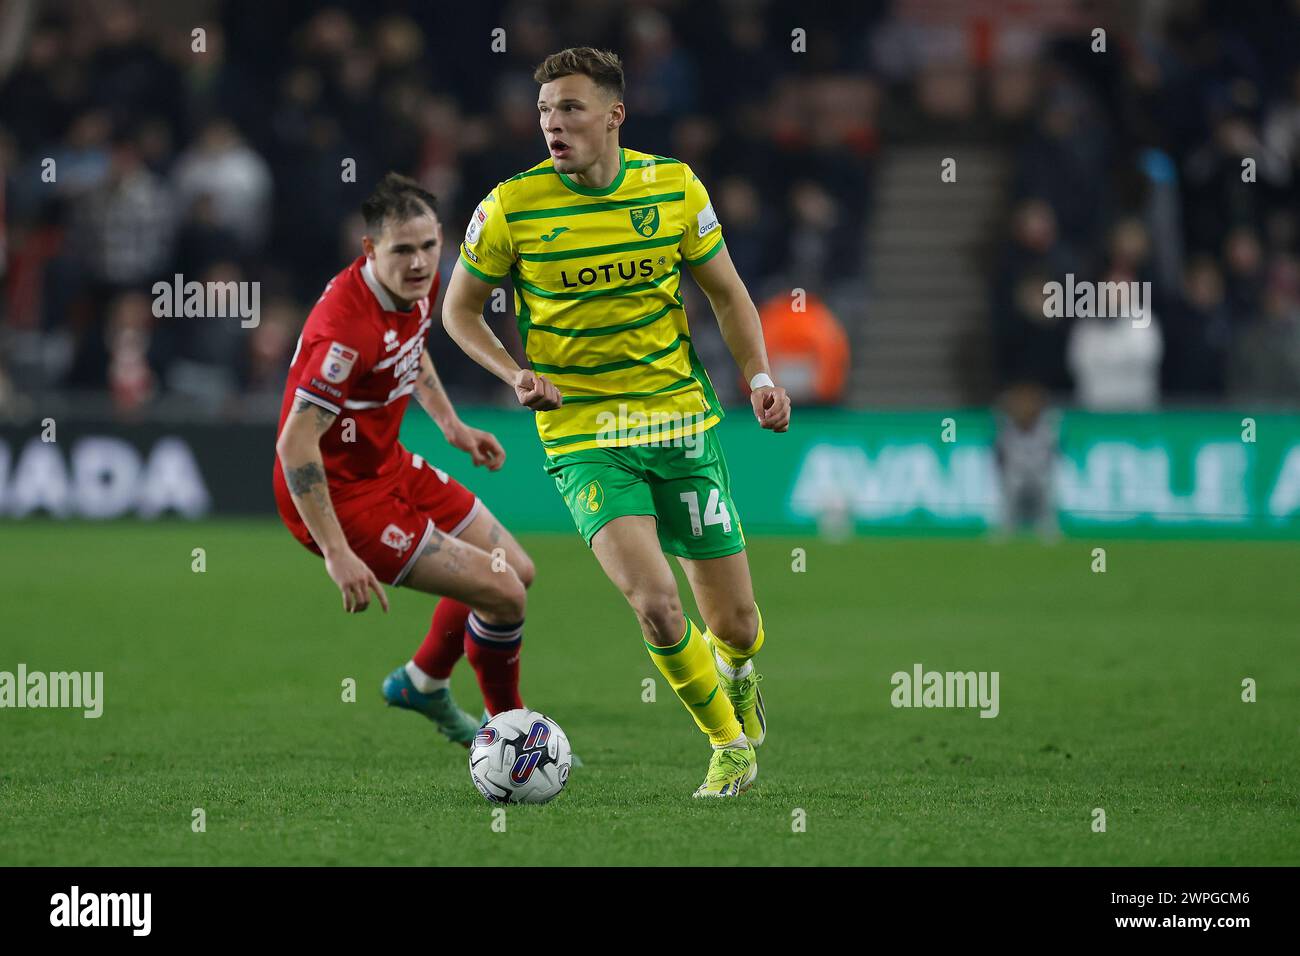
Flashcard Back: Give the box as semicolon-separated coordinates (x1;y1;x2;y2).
710;603;766;666
646;618;743;747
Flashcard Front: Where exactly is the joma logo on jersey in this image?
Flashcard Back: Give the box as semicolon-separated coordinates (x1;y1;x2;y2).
560;258;655;288
629;206;660;237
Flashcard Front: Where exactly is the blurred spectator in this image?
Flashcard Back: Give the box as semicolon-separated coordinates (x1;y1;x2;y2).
179;23;264;143
89;0;183;134
1263;66;1300;184
993;382;1060;539
1014;80;1112;255
1228;256;1300;404
784;180;860;288
1222;226;1267;321
104;290;157;414
1183;112;1283;253
756;291;849;405
1067;274;1164;411
174;194;243;278
168;259;248;395
992;199;1076;389
234;294;299;416
37;110;112;202
1131;147;1185;296
1106;218;1154;284
624;7;696;149
71;129;176;288
0;362;23;418
0;21;74;154
1162;255;1233;397
172;119;272;253
712;175;772;283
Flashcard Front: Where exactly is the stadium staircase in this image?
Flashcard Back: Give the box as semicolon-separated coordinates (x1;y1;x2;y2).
852;145;1008;407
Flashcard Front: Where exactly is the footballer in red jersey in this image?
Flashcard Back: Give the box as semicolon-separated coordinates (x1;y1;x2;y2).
274;173;535;747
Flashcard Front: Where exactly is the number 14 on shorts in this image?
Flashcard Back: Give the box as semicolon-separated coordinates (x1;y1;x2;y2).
679;489;732;536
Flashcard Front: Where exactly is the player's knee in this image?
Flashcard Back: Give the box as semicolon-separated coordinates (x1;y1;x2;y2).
481;568;527;623
514;552;536;590
710;604;759;650
629;589;683;645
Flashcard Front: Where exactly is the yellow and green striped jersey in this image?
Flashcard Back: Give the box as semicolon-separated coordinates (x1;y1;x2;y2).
458;146;727;455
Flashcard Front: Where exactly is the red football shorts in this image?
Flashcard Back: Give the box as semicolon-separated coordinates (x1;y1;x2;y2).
279;451;479;585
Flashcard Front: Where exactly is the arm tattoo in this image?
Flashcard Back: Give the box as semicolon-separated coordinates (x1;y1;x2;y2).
292;398;337;434
285;461;326;496
417;369;446;410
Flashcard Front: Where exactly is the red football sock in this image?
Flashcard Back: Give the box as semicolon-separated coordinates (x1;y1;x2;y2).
464;612;524;715
411;598;472;679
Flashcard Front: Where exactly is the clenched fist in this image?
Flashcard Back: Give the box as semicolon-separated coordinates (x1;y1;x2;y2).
751;384;791;433
514;368;563;411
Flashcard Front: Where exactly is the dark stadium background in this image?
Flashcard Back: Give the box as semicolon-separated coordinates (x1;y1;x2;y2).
0;0;1297;871
2;0;1299;532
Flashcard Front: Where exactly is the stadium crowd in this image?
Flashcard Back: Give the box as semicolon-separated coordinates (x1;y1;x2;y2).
1;0;1298;419
0;0;873;417
993;0;1300;407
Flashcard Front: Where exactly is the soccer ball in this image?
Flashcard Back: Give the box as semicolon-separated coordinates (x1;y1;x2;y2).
469;708;572;804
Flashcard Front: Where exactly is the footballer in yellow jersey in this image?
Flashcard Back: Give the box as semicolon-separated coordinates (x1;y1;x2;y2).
457;144;725;457
443;47;791;797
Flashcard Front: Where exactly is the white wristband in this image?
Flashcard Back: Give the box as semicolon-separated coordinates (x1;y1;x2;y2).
749;372;775;390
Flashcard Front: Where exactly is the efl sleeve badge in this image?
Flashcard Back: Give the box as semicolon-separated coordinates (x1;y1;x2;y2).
321;342;359;383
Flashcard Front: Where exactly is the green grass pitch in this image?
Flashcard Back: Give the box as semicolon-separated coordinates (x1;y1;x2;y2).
1;521;1296;866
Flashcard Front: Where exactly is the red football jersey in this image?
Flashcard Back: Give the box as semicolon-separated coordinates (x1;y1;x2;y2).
273;256;438;498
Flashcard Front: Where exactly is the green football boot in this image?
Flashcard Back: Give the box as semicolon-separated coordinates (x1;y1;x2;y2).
693;740;757;797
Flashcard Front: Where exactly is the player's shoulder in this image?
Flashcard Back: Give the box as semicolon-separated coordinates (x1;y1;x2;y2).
503;155;559;187
623;147;695;187
307;258;365;323
489;156;561;210
469;158;566;243
623;147;687;173
303;258;383;350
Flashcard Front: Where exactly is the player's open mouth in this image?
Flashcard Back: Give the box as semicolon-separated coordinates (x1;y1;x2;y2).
549;141;570;158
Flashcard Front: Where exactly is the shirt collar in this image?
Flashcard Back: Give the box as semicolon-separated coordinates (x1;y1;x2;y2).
361;258;399;312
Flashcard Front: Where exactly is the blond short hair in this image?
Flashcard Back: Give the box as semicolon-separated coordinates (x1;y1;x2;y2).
533;47;624;100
